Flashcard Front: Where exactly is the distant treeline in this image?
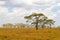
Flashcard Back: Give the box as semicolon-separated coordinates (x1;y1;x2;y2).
2;23;57;28
2;23;29;28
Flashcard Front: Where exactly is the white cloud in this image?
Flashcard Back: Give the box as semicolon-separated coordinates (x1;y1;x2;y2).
0;0;60;25
9;0;56;5
28;9;56;19
8;7;26;16
55;10;60;17
0;7;27;24
43;10;56;19
9;0;37;5
5;0;58;7
0;1;5;5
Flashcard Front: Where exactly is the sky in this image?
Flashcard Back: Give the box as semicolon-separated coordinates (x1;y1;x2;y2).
0;0;60;26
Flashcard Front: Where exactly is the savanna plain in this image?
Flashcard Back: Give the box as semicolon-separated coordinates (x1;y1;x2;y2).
0;28;60;40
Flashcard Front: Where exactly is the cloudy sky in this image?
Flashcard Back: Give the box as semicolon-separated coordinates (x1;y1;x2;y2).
0;0;60;26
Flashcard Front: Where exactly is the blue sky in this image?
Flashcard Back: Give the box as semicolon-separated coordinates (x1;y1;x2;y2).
0;0;60;26
51;6;60;12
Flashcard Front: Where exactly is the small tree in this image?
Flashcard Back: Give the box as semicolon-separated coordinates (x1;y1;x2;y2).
46;19;55;28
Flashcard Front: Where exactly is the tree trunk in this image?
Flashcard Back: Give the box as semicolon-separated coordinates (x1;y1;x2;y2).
35;17;38;30
50;24;51;28
42;23;45;28
42;24;44;28
36;23;38;30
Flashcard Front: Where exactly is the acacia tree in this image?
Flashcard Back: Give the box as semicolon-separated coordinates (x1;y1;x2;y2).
45;19;55;28
24;12;55;30
24;13;45;30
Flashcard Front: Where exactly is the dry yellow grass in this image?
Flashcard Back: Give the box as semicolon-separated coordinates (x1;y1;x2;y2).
0;28;60;40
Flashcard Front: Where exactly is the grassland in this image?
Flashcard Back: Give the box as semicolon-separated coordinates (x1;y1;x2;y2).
0;28;60;40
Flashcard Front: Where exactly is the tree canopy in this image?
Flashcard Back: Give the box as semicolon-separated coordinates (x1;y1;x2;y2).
24;12;55;30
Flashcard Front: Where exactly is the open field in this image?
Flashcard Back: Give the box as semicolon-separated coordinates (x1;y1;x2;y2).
0;28;60;40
